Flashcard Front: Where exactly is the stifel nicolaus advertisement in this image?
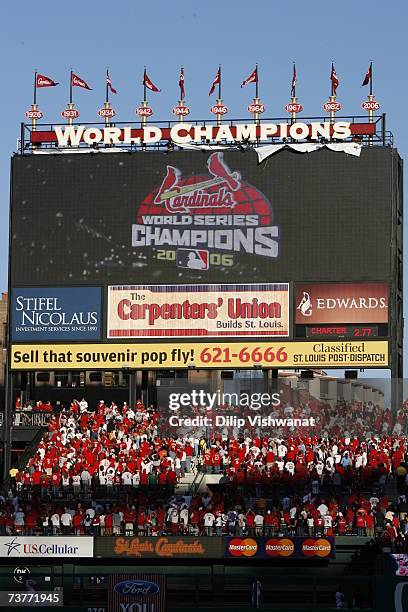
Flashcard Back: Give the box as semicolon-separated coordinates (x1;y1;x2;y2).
107;283;289;338
296;282;389;324
11;287;102;341
10;148;395;286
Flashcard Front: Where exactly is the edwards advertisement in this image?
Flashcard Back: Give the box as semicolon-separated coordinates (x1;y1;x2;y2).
296;282;389;324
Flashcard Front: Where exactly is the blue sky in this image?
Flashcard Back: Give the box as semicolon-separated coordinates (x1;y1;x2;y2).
0;1;405;378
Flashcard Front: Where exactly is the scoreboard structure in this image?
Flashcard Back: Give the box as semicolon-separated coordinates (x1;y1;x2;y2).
8;139;402;365
4;113;404;474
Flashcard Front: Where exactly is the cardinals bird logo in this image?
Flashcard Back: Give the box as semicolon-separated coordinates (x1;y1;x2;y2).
154;152;241;213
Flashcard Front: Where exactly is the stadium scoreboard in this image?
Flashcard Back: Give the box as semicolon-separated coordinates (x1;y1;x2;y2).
9;146;403;373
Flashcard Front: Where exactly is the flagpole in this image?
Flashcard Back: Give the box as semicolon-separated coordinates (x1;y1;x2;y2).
141;67;148;129
291;63;297;124
367;61;375;145
33;70;37;105
103;68;112;128
218;65;222;99
69;68;73;105
68;68;75;126
215;66;223;128
329;62;336;127
31;70;39;134
252;64;262;127
176;66;188;124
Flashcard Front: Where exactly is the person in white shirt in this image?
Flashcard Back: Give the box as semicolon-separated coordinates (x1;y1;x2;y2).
203;512;215;536
122;471;132;487
85;507;95;520
106;472;115;495
79;398;88;413
72;475;81;496
132;472;140;487
324;514;333;533
99;514;106;536
215;514;223;537
50;513;60;535
168;508;179;534
60;512;72;535
179;506;189;533
276;460;284;472
317;503;329;517
80;470;91;494
254;513;264;536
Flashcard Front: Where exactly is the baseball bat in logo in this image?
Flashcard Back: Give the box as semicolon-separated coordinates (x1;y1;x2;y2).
154;152;241;213
297;291;312;317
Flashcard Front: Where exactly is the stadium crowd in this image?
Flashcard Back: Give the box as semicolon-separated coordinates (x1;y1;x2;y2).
4;397;408;546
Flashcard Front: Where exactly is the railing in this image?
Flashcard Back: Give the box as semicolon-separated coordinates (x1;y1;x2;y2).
0;411;52;428
12;410;52;427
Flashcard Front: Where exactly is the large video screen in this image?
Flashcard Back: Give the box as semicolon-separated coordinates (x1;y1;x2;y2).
10;147;395;286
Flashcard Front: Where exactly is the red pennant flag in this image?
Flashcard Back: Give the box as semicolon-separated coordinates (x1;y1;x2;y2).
143;70;161;93
330;63;339;95
291;64;297;97
362;63;372;87
71;73;92;90
209;67;221;96
36;73;59;88
179;67;185;99
241;66;258;88
106;70;117;94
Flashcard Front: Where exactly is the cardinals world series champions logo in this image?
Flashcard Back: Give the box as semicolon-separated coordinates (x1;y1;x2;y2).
132;153;279;272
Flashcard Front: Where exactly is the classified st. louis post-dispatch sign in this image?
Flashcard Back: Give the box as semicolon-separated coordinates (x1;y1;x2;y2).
107;283;289;338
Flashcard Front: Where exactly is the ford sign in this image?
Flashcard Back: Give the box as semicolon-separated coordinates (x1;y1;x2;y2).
114;580;160;596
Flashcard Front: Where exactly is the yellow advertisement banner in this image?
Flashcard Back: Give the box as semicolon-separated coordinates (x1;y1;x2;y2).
11;340;389;370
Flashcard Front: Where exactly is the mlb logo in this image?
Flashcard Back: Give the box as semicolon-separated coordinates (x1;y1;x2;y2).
176;249;209;270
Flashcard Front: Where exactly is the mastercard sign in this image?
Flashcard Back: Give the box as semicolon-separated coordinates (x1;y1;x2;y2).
301;538;333;558
227;538;258;557
224;536;335;559
265;538;295;557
